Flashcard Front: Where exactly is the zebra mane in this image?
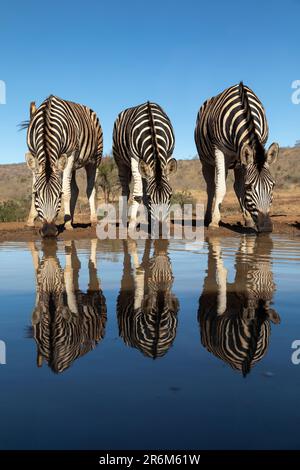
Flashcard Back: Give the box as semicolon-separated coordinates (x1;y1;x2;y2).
147;101;162;178
40;96;55;180
238;82;265;167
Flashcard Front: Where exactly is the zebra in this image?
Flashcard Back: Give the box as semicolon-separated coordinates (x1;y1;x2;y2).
117;239;179;359
28;239;107;373
23;96;103;237
198;235;280;376
113;101;177;227
194;82;279;232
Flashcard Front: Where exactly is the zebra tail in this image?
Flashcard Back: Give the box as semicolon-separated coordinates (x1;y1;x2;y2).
18;120;30;131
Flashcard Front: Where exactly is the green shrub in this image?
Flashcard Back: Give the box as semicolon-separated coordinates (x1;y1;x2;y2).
0;199;30;222
96;156;121;203
171;190;196;208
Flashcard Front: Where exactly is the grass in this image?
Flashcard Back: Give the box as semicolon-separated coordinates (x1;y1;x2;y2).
0;199;30;222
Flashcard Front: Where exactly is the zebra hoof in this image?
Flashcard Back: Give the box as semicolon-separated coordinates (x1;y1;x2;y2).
208;222;219;230
128;220;137;232
245;219;255;228
64;222;74;231
136;266;145;274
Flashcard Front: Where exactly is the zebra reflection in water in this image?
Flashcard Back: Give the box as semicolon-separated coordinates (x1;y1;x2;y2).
198;236;280;376
117;239;179;359
28;239;107;373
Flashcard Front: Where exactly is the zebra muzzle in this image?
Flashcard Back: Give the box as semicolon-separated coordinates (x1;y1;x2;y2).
256;213;273;233
40;223;58;238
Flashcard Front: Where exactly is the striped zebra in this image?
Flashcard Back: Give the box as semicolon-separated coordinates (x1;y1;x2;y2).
23;96;103;237
28;239;107;373
198;236;280;376
113;102;177;226
117;239;179;359
195;83;279;232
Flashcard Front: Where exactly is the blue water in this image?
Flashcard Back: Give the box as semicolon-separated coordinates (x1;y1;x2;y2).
0;235;299;450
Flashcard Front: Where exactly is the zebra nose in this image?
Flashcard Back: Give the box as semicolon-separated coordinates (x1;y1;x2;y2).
256;212;273;233
40;223;58;238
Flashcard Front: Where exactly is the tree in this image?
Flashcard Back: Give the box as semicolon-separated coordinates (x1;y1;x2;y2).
96;156;121;203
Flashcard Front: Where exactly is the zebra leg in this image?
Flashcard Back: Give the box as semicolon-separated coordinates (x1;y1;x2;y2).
128;239;145;309
130;158;143;226
210;149;227;228
142;178;151;230
69;240;81;291
210;237;228;315
202;162;215;227
70;172;79;224
88;239;100;292
85;163;99;225
28;241;40;272
62;154;75;230
115;160;131;226
28;241;42;324
64;241;79;315
234;167;255;228
26;174;38;227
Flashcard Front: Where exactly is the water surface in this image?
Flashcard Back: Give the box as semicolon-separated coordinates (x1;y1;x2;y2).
0;234;299;450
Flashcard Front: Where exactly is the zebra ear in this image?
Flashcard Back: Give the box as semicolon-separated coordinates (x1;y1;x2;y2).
267;308;281;324
266;142;279;166
25;152;36;171
56;154;68;172
37;352;43;368
30;101;36;119
240;144;254;166
165;158;177;176
139;160;153;178
31;307;41;325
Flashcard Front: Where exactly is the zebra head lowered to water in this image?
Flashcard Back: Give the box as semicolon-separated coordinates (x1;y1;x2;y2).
28;239;107;373
117;239;179;359
113;101;177;228
198;235;280;376
23;96;103;237
195;82;279;232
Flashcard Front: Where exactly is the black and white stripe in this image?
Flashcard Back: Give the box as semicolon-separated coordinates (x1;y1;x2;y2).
24;96;103;236
198;236;280;376
29;240;107;373
195;83;279;232
113;102;177;223
200;308;272;376
117;239;179;359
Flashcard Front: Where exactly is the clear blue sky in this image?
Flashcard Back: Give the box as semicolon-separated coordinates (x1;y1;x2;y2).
0;0;299;164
